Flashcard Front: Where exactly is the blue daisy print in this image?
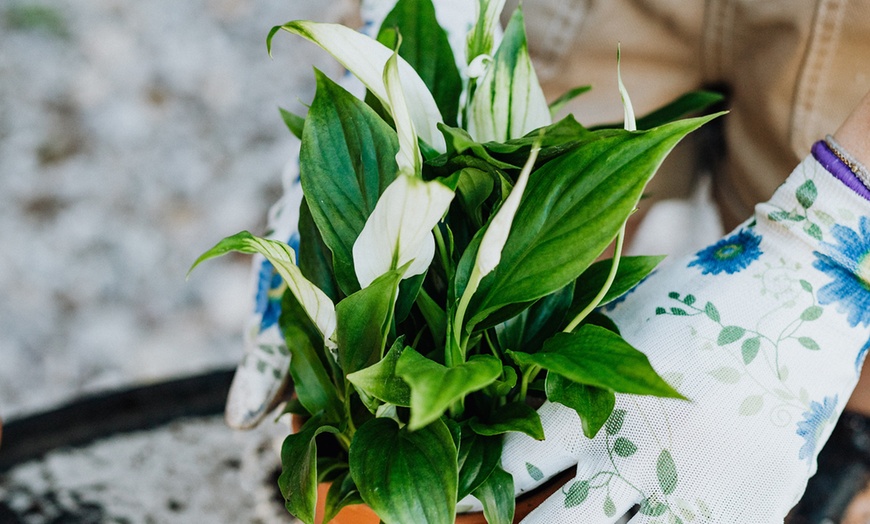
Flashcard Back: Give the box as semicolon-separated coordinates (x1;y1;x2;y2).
812;217;870;328
796;395;838;464
688;229;763;275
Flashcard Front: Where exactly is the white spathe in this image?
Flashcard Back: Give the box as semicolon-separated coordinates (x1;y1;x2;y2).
353;174;455;289
384;51;420;176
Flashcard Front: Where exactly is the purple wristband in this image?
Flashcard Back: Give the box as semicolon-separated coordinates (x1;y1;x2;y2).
812;140;870;201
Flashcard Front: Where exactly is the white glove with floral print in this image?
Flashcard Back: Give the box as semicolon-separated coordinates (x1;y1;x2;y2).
500;150;870;523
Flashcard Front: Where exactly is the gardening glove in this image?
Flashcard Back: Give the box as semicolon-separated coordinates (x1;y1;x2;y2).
500;143;870;522
225;0;477;429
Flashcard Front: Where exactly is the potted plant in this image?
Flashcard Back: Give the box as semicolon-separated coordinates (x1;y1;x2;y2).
190;0;723;522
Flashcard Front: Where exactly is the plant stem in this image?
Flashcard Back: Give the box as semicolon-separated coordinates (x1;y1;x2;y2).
519;365;542;403
563;222;627;333
433;224;451;278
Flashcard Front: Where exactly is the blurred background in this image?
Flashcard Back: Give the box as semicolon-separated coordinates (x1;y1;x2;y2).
0;0;346;521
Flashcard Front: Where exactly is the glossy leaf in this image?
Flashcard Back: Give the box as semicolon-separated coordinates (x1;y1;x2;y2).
471;465;515;524
335;268;403;375
279;107;305;139
497;281;575;354
457;430;501;499
278;415;341;524
570;255;665;315
463;114;722;326
468;401;544;440
467;6;550;143
593;90;725;131
299;71;398;294
270;20;445;152
549;85;592;117
322;471;365;523
298;198;340;303
352;174;454;289
545;374;616;438
190;232;336;346
346;338;411;406
349;417;458;524
508;325;684;398
396;348;502;430
378;0;461;126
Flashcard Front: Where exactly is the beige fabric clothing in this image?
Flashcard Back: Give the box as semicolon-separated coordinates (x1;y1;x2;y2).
512;0;870;230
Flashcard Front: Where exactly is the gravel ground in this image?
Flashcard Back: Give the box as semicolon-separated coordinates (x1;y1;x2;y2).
0;0;343;419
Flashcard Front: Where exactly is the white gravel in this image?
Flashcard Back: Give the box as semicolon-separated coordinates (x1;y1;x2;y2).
0;0;344;419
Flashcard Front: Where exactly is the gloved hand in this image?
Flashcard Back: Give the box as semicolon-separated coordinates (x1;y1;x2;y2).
500;146;870;522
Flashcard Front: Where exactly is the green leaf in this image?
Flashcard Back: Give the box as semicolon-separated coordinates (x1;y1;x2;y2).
683;294;696;305
335;268;403;374
467;5;550;142
657;450;678;494
613;437;638;457
796;179;818;209
456;167;497;226
800;305;823;321
569;255;665;315
804;221;823;241
741;337;761;365
299;71;398;294
704;302;720;322
605;409;626;435
298;198;341;303
549;85;592;117
526;462;544;481
639;498;668;517
498;281;575;354
717;325;745;345
279;292;342;421
545;374;615;438
464;114;722;326
346;338;411;406
396;349;502;430
378;0;461;126
708;366;741;384
349;417;457;524
564;480;590;508
270;20;445;152
593;90;725;131
278;415;341;524
508;325;685;398
468;401;544;440
670;307;687;316
604;496;616;517
800;279;813;292
457;430;501;499
322;471;365;523
279;107;305;139
466;0;507;60
799;336;821;350
471;465;515;524
739;395;764;416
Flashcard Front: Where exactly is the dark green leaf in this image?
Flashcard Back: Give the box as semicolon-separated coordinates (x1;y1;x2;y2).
804;222;823;241
801;305;823;321
717;325;745;345
796;179;818;209
526;462;544;482
279;107;305;139
300;71;398;295
471;465;515;524
322;470;365;523
346;338;411;407
456;167;496;226
683;294;696;305
657;450;678;494
349;417;457;524
508;326;685;398
396;349;503;430
395;271;425;323
464;114;722;326
335;269;403;374
613;437;637;457
593;90;725;131
549;85;592;117
278;415;341;524
457;431;501;499
670;307;687;316
655;307;666;315
668;292;680;299
799;337;820;350
564;480;590;508
605;409;626;435
378;0;462;126
704;302;720;322
570;256;665;316
439;125;518;169
298;198;341;303
279;292;342;421
546;374;616;438
468;401;544;440
498;281;575;354
741;337;761;365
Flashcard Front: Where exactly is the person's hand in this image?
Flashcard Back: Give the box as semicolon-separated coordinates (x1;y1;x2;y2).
500;148;870;522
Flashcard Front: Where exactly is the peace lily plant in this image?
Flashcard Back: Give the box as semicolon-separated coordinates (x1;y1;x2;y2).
190;0;723;522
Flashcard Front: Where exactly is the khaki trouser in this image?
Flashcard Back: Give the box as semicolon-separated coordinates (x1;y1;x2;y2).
512;0;870;230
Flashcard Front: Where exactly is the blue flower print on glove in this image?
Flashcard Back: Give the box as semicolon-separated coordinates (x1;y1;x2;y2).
688;228;763;275
796;395;838;463
813;216;870;328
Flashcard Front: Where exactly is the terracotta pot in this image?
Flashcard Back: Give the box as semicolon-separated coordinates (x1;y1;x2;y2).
312;465;576;524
